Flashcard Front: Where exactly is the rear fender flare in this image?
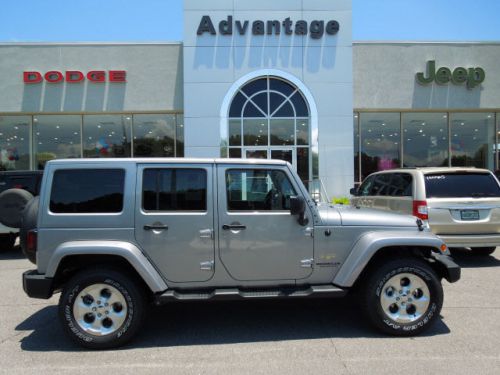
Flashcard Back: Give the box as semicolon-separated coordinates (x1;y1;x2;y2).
45;241;168;293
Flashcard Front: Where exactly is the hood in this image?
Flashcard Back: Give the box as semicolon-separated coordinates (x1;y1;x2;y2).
317;204;422;228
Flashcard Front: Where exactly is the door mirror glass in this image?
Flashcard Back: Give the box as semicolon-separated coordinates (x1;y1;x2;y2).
290;195;305;215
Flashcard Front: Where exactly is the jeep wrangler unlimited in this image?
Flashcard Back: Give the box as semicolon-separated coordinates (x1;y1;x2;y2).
1;158;460;349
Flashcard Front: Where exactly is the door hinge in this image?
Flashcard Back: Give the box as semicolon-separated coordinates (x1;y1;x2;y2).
300;259;314;268
304;227;314;237
200;261;214;271
199;229;214;239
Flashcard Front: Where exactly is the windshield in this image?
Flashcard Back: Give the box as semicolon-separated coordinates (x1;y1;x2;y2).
425;173;500;198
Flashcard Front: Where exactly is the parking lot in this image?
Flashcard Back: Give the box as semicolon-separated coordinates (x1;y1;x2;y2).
0;246;499;375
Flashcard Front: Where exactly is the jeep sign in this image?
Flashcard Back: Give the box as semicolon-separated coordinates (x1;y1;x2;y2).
416;61;485;89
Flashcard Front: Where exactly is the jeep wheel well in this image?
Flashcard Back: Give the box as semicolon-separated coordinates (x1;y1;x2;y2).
53;254;153;300
351;246;445;290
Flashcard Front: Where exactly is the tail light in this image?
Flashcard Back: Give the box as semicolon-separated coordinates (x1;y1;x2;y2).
25;230;38;264
413;200;429;220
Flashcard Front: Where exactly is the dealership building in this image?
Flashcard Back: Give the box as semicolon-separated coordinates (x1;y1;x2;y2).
0;0;499;199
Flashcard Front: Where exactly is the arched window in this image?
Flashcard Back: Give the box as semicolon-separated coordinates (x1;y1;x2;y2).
229;77;309;119
226;76;311;184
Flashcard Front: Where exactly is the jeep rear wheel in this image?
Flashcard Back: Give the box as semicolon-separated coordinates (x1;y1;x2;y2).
59;268;146;349
362;258;443;336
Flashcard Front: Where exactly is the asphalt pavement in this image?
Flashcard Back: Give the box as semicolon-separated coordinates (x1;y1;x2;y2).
0;246;499;374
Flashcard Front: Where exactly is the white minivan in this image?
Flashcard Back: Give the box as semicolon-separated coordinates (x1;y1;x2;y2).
351;167;500;256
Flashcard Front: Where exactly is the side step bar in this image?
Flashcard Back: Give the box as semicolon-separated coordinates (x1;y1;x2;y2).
155;285;347;305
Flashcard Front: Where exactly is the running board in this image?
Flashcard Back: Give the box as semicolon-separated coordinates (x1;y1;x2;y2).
155;285;347;304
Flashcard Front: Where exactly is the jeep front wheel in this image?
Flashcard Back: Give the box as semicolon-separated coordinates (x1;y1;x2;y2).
59;268;146;349
362;258;443;336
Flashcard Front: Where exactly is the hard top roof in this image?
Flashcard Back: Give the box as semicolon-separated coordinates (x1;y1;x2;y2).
45;158;289;166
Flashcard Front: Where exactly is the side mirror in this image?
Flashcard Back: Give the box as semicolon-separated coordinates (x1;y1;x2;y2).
290;196;308;226
349;187;358;196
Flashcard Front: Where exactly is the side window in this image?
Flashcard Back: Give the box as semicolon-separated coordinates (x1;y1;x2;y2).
50;169;125;213
143;168;207;211
371;174;393;196
226;169;297;211
390;173;413;197
358;175;375;196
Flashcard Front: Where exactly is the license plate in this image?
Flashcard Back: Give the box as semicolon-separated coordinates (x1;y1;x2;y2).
460;210;480;221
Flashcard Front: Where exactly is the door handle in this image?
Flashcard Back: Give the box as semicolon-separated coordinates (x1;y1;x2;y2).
144;224;169;231
222;224;246;230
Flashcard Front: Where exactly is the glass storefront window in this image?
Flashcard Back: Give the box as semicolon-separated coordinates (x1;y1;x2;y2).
450;113;495;169
353;113;360;184
403;112;448;167
226;76;312;187
83;115;132;158
229;148;242;158
359;112;400;179
133;114;176;157
296;119;309;146
176;115;184;158
229;119;242;146
1;113;184;170
34;115;81;170
497;113;500;171
243;119;268;146
0;116;31;171
297;148;310;184
270;119;294;146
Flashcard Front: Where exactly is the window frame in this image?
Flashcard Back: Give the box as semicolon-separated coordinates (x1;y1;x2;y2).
358;174;376;196
141;167;208;213
49;168;126;214
225;168;297;212
388;173;413;197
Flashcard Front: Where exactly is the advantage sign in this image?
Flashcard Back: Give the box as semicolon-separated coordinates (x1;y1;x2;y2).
197;15;340;39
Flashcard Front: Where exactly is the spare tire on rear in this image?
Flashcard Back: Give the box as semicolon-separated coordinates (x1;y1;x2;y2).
0;188;34;228
20;196;39;264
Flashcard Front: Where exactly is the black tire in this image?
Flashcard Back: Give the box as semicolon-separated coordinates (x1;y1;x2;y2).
59;267;146;349
471;247;496;256
362;258;443;336
0;188;34;228
19;196;39;263
0;233;16;251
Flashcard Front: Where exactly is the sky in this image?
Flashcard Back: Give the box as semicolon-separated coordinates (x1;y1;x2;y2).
0;0;500;42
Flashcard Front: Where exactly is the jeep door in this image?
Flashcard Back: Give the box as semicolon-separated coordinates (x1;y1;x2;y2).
134;164;215;282
217;164;314;281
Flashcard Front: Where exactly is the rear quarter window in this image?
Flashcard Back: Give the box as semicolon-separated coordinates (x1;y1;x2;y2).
50;169;125;213
425;173;500;198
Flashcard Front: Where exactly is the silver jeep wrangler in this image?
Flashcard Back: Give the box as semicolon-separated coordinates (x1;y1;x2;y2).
2;158;460;349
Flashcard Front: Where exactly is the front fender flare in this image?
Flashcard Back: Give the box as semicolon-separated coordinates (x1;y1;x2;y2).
45;241;168;293
333;231;446;288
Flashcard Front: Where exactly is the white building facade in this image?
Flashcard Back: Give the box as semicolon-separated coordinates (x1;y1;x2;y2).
1;0;500;198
